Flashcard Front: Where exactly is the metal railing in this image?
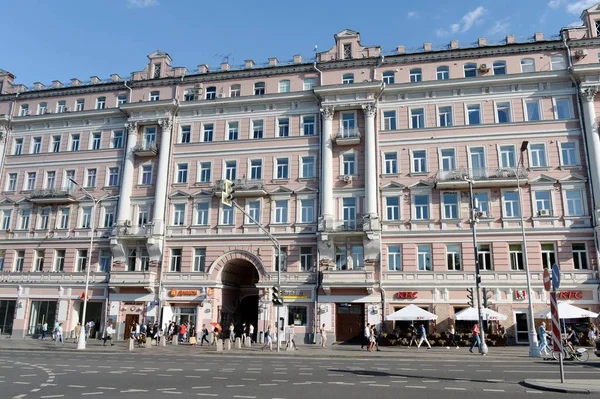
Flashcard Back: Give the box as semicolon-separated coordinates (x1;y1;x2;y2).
30;188;76;199
214;179;265;191
437;167;528;181
132;142;158;153
336;128;361;140
318;215;366;232
111;224;153;237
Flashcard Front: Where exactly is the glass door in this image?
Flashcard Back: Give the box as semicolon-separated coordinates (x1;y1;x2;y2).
28;301;57;335
469;147;486;178
342;198;357;230
341;113;355;138
515;311;530;344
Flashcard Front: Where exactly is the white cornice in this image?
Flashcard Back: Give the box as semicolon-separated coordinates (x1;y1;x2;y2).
178;91;314;110
120;99;177;113
11;108;123;124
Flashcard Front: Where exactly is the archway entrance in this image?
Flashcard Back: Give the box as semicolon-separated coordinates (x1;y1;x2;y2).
219;259;259;338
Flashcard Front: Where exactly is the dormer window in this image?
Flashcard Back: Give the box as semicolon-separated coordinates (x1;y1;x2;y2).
254;82;265;95
149;91;160;101
153;63;161;78
96;97;106;110
205;86;217;100
343;43;352;59
595;20;600;36
342;74;354;84
382;71;395;84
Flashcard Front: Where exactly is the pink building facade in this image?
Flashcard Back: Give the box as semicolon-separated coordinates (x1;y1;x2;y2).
1;5;600;343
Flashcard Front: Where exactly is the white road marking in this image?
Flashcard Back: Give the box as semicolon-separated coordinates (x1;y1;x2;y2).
359;381;377;384
196;394;218;397
405;386;427;389
422;380;440;383
484;389;506;392
369;384;390;387
241;378;256;381
120;389;148;393
226;385;245;388
82;371;99;374
192;387;212;389
272;380;288;382
132;373;147;376
13;382;30;385
67;385;86;388
185;376;201;378
213;377;227;380
260;383;277;386
299;373;313;375
445;387;466;391
328;382;354;385
81;393;104;396
19;374;37;377
12;395;27;399
157;374;173;377
161;392;182;395
232;395;255;398
167;369;183;372
41;396;64;398
421;368;437;371
96;387;117;390
157;388;177;391
195;369;210;372
526;391;543;394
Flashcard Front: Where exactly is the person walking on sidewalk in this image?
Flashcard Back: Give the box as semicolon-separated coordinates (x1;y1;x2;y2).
538;322;550;356
262;326;273;351
361;323;370;350
407;323;418;347
103;322;115;346
446;324;458;349
248;323;254;343
417;324;431;349
54;323;64;345
73;322;82;343
241;323;247;344
228;323;235;344
41;322;48;340
320;323;327;347
286;324;298;351
469;323;481;353
200;325;210;346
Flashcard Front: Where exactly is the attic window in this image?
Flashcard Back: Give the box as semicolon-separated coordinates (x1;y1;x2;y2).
343;43;352;60
153;63;161;78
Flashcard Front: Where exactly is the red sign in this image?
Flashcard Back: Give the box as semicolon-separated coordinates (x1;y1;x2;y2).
558;291;583;300
543;269;551;292
168;289;199;298
396;291;418;299
514;290;527;300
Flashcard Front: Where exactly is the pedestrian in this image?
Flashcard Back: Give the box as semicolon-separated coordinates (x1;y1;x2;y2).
134;322;141;340
248;323;254;343
416;323;431;349
320;323;327;347
446;324;458;349
241;323;247;343
41;321;48;340
179;323;187;343
538;322;550;356
189;323;197;345
262;326;273;351
469;323;481;353
407;323;417;347
361;323;370;349
53;320;59;341
74;322;81;343
368;326;377;352
228;322;235;343
54;323;64;345
373;326;382;352
213;327;220;345
103;322;115;346
286;324;298;351
201;324;210;346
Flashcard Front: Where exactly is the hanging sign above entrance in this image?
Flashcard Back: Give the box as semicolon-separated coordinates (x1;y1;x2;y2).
168;289;199;298
558;291;583;300
396;291;418;299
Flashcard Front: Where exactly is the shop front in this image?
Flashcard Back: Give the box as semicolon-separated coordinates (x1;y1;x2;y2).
318;290;380;343
108;288;156;340
279;288;314;344
160;287;209;331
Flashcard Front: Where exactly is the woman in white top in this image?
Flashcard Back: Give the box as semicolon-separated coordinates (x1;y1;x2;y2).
320;323;327;347
446;324;458;349
54;323;64;345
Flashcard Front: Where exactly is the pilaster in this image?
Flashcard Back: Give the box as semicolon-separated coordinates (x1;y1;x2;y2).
320;106;335;222
116;122;138;225
579;85;600;224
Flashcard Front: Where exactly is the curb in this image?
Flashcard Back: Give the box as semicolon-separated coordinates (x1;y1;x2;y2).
522;379;594;394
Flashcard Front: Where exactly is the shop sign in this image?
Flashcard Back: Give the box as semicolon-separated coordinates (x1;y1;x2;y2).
396;291;418;299
282;290;309;299
558;291;583;300
514;290;527;300
168;289;199;298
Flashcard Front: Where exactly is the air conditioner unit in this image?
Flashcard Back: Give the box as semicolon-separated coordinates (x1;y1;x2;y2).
476;210;487;219
538;209;550;216
194;83;202;89
574;49;588;58
217;93;225;98
341;175;353;183
125;220;132;227
478;63;490;72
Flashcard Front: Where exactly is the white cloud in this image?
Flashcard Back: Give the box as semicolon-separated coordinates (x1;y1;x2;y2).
436;28;449;37
488;18;511;35
435;6;486;36
566;0;598;15
407;11;419;19
547;0;563;9
127;0;159;8
568;20;584;26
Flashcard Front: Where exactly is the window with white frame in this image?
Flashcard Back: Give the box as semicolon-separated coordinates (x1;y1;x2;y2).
278;80;290;93
409;68;422;82
503;191;520;217
385;196;400;221
520;58;535;73
176;163;188;183
38;208;50;230
80;206;92;228
565;189;584;216
170;249;182;272
77;249;88;272
464;63;478;77
63;171;74;188
111;130;123;148
57;100;67;113
302;116;315;136
1;209;11;230
149;91;160;101
342;73;354;84
57;207;70;229
299;199;315;223
249;159;262;180
383;111;396;130
108;167;119;187
384;153;398;174
19;104;29;116
193;248;206;272
38;103;47;115
466;104;481;125
99;250;111;272
473;192;489;215
221;203;234;225
173;204;186;226
446;244;461;271
388;245;402;271
13;138;23;155
274;200;288;224
572;243;588;269
525;99;541;121
14;250;25;272
300;247;313;271
351;246;364;269
196;201;209;225
103;206;115;228
509;244;524;270
205;87;216;100
91;132;101;150
342;153;356;175
334;246;349;270
342;198;356;226
529;144;547;168
499;145;516;168
252;120;264;139
534;191;552;216
414;194;429;220
382;71;395;84
493;61;506;75
117;95;127;105
224;161;236;180
442;192;459;219
143;127;156;147
45;171;56;189
196;162;211;183
26;172;36;191
229;84;241;97
55;249;65;272
437;66;450;80
440;148;456;172
550;56;566;70
300;156;315;178
417;244;432;271
254;82;265;95
278;118;290;137
70;134;80;151
246;200;261;224
96;97;106;110
554;97;572;120
412;150;427;173
438;106;453;127
141;164;153;185
86;168;97;187
410;108;425;129
76;98;85;111
201;123;214;142
127;249;137;271
179;126;191;143
227;122;239;140
541;243;556;269
32;137;42;154
303;78;316;90
496;102;511;123
560;142;577;167
275;158;289;179
478;244;492;270
51;135;61;152
6;173;17;192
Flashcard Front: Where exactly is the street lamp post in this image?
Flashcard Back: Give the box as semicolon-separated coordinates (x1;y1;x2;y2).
516;141;541;357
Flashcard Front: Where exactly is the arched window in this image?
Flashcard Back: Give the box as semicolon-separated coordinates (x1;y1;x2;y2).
254;82;265;95
493;61;506;75
409;68;422;83
464;63;478;78
382;71;395;84
342;74;354;84
520;58;535;73
436;66;449;80
230;84;241;97
205;86;217;100
278;80;291;93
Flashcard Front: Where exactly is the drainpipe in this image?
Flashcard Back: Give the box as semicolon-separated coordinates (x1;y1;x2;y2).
313;91;323;344
374;86;385;330
312;51;323;86
562;30;600;271
0;92;18;187
373;54;385;81
123;80;133;103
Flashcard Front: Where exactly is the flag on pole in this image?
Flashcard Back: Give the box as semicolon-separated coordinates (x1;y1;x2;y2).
80;290;92;301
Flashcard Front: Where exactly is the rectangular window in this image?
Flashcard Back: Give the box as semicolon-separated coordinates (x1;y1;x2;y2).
58;207;70;229
409;69;422;82
196;202;209;225
509;244;524;270
276;158;289;179
227;122;239;140
180;126;191;143
496;102;511;123
141;165;153;185
99;250;111;272
247;200;261;224
38;208;50;230
250;159;262;180
221;203;234;225
300;247;313;272
438;106;453;127
412;150;427;173
437;67;450;80
86;168;97;187
440;148;456;172
278;118;290;137
521;58;535;73
80;206;92;229
572;243;588;270
117;95;127;105
410;108;425;129
300;156;315;178
414;195;429;220
529;144;547;168
193;248;206;272
32;137;42;154
474;192;489;215
108;167;119;187
541;243;556;270
525;100;541;121
385;197;400;221
76;99;85;111
96;97;106;110
198;162;211;183
442;192;459;219
103;207;115;228
45;171;56;189
26;172;36;191
57;101;67;113
303;78;316;91
388;245;402;271
19;105;29;116
478;244;492;270
176;163;188;183
224;161;236;180
342;153;356;175
202;124;214;142
417;244;432;271
534;191;552;216
275;247;288;272
467;104;481;125
383;111;397;130
170;249;182;272
550;56;566;70
384;153;398;174
14;250;25;272
149;91;160;101
111;131;123;148
554;98;572;120
252;120;264;139
464;63;478;77
7;173;17;192
55;250;65;272
274;200;288;224
503;191;520;218
446;244;461;271
302;116;315;136
560;142;577;167
77;249;88;272
51;135;61;152
34;250;44;272
1;209;11;230
565;189;584;216
335;246;347;270
70;134;80;151
300;199;315;223
13;138;23;155
499;145;516;168
229;85;241;97
382;72;395;84
173;204;186;226
91;132;101;150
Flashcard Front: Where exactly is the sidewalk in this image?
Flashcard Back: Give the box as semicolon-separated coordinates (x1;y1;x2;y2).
523;379;600;394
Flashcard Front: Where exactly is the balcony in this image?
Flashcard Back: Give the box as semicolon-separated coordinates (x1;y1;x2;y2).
29;188;77;204
109;270;157;289
0;272;107;285
111;224;153;239
334;128;361;145
318;216;366;234
132;142;158;157
436;167;528;189
320;268;376;293
213;179;267;197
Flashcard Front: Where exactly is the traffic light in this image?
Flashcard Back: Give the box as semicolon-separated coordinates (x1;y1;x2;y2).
482;288;493;308
221;179;235;207
467;288;474;307
272;286;284;306
279;317;285;331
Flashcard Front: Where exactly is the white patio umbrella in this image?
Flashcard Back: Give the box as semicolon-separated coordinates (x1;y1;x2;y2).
454;306;508;321
385;304;438;321
535;302;599;320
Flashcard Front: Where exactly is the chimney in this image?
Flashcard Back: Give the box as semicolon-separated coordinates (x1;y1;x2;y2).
220;62;230;71
52;80;63;88
33;82;45;90
506;34;515;44
293;54;302;64
423;42;432;52
90;76;101;84
245;59;255;69
534;32;544;41
14;84;27;93
110;74;121;82
71;78;81;86
478;37;487;47
198;64;209;73
396;45;405;54
268;57;278;67
173;67;187;77
450;40;459;49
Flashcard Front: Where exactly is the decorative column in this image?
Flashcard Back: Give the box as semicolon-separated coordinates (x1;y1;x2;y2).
362;103;378;219
116;122;138;225
320;106;335;220
152;117;173;236
580;86;600;219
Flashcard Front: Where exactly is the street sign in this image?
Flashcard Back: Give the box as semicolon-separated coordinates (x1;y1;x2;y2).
543;268;551;292
551;263;561;291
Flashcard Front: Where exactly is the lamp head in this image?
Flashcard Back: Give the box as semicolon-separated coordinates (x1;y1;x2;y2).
520;141;529;152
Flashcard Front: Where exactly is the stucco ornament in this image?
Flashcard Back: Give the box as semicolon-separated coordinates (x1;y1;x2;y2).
362;103;377;117
320;106;335;120
579;85;598;102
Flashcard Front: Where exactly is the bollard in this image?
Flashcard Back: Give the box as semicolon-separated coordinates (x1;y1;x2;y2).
172;336;178;346
235;337;242;349
160;337;166;347
226;339;232;350
128;338;134;351
216;339;223;352
245;337;251;347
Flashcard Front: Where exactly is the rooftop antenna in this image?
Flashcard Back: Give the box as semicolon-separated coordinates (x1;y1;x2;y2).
215;52;234;64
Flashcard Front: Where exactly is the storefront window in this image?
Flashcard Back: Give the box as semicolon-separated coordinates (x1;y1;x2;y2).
28;300;57;335
172;306;196;326
0;300;16;336
288;306;307;326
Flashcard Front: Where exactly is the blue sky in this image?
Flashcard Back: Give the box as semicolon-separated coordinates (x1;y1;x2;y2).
2;0;597;86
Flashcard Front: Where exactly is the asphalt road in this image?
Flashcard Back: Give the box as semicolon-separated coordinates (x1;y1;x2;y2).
1;351;598;398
